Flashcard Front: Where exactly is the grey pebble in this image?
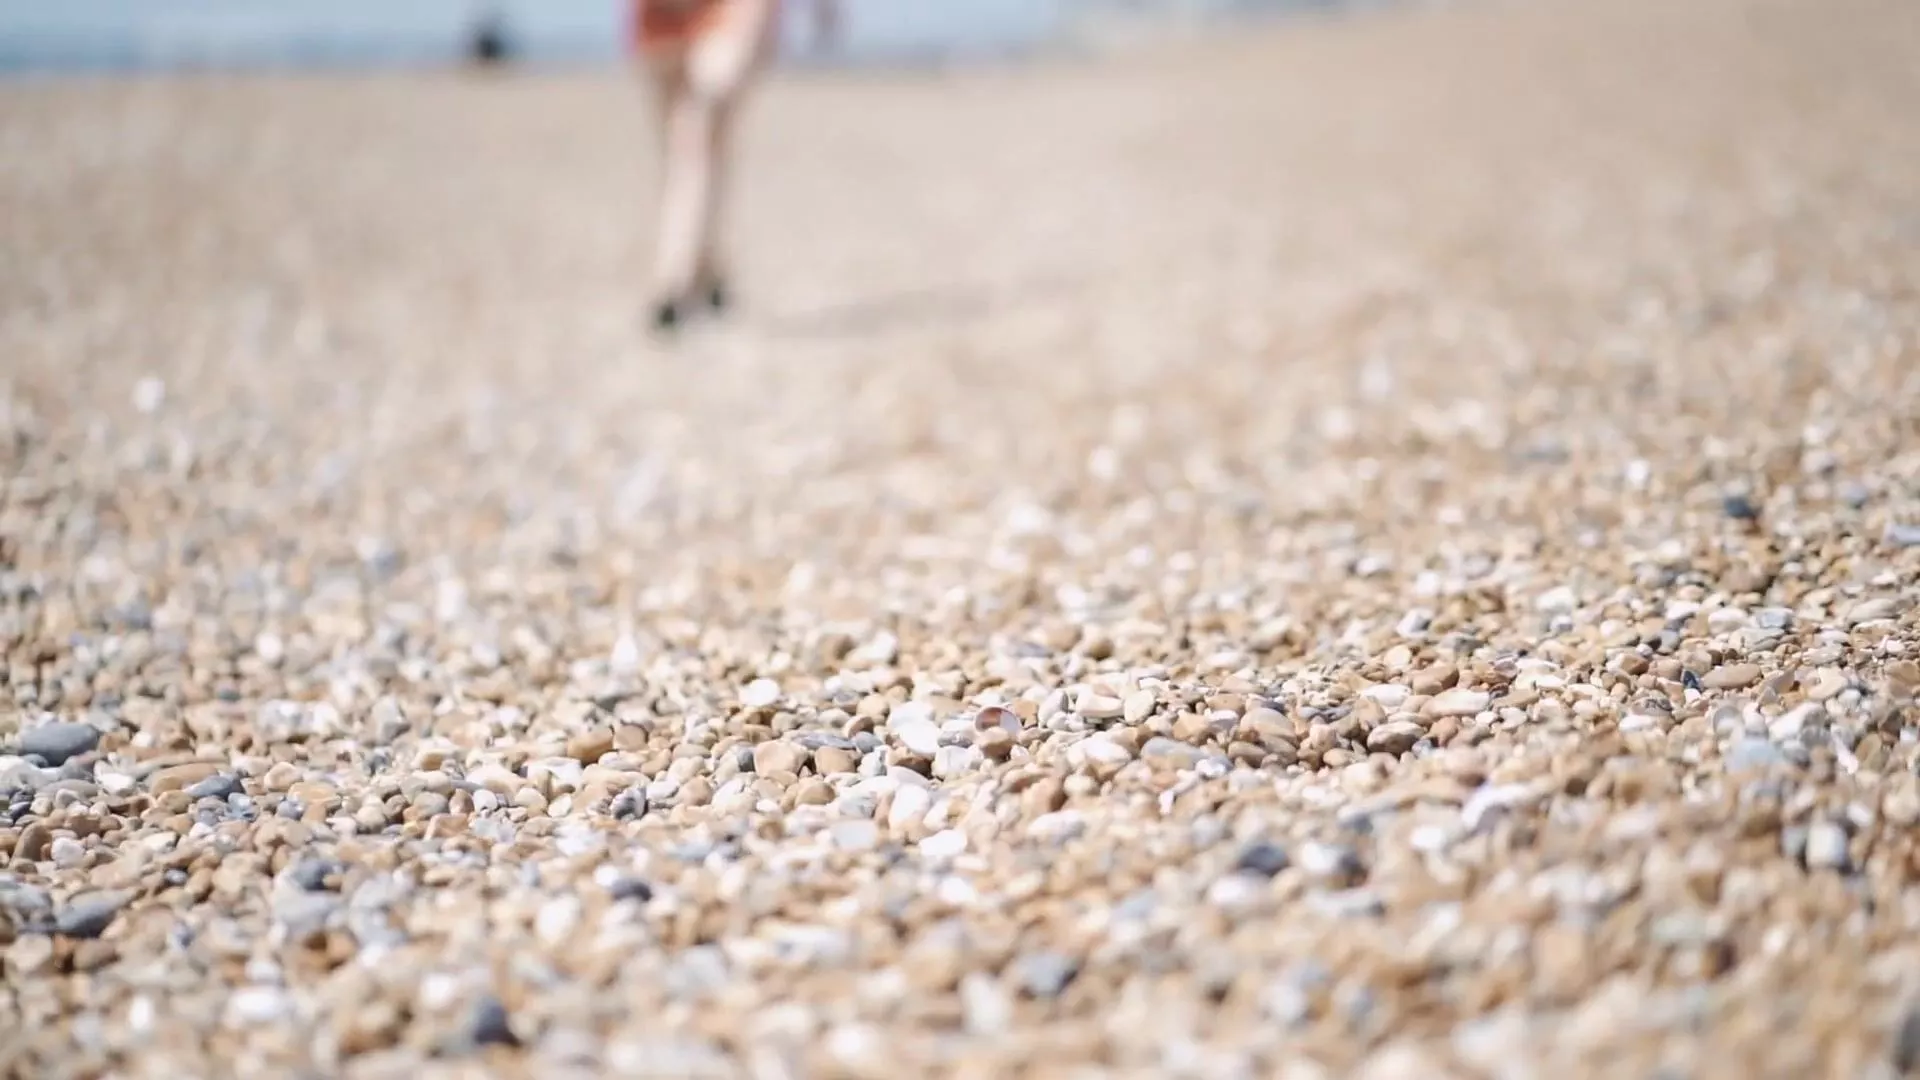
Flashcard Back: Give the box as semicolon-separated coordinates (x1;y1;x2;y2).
1233;840;1290;878
1141;737;1206;766
187;773;244;801
1010;951;1080;999
0;762;49;796
1887;523;1920;549
288;859;342;892
17;722;100;767
795;732;858;751
273;889;339;939
1780;824;1810;864
0;881;53;919
54;889;133;938
1190;816;1228;851
610;786;649;820
607;877;654;903
1893;1002;1920;1073
465;995;518;1048
1726;737;1789;774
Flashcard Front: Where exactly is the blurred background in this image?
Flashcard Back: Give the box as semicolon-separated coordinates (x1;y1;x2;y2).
0;0;1371;74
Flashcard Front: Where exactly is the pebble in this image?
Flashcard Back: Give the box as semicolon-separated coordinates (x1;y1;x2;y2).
1233;841;1290;878
741;678;782;708
54;890;133;938
1704;664;1764;690
1803;820;1851;872
751;740;808;777
1426;689;1490;718
1725;736;1789;774
1847;598;1901;627
885;785;933;834
16;722;100;767
1010;951;1080;999
918;829;967;861
464;995;518;1048
830;820;881;852
187;774;244;801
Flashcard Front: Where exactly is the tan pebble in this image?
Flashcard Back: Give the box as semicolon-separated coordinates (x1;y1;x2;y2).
1172;713;1213;744
262;762;301;792
1703;663;1764;690
8;934;55;975
149;762;221;794
565;730;615;764
679;778;714;807
754;740;809;777
1366;720;1426;756
13;822;51;862
814;747;860;774
1077;693;1124;720
1022;777;1067;816
72;939;117;971
1846;597;1900;626
1805;669;1848;702
792;778;834;806
1410;663;1459;696
467;764;522;795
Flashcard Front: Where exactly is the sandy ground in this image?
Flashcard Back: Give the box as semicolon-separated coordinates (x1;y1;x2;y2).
3;0;1920;1076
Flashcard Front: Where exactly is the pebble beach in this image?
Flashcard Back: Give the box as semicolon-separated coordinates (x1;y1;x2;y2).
3;0;1920;1076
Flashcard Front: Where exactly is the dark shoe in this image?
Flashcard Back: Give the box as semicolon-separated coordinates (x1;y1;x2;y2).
650;297;683;332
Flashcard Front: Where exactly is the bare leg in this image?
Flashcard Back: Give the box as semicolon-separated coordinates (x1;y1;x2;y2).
652;90;717;324
684;0;777;313
692;95;737;309
646;0;777;329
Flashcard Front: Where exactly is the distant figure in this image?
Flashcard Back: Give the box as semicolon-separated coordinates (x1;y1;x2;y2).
631;0;840;331
467;7;512;66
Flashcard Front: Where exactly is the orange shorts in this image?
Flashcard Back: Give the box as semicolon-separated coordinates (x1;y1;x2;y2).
632;0;731;51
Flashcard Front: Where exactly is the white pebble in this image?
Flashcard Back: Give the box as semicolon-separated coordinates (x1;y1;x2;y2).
919;829;968;861
741;678;782;708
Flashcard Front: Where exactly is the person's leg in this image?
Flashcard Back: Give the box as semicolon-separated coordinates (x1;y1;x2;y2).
692;94;737;311
648;56;715;328
685;0;779;313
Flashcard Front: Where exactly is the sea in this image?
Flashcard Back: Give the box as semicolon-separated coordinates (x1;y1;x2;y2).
0;0;1357;74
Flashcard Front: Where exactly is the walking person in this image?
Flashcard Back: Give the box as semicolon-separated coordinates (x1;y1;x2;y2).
631;0;841;331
